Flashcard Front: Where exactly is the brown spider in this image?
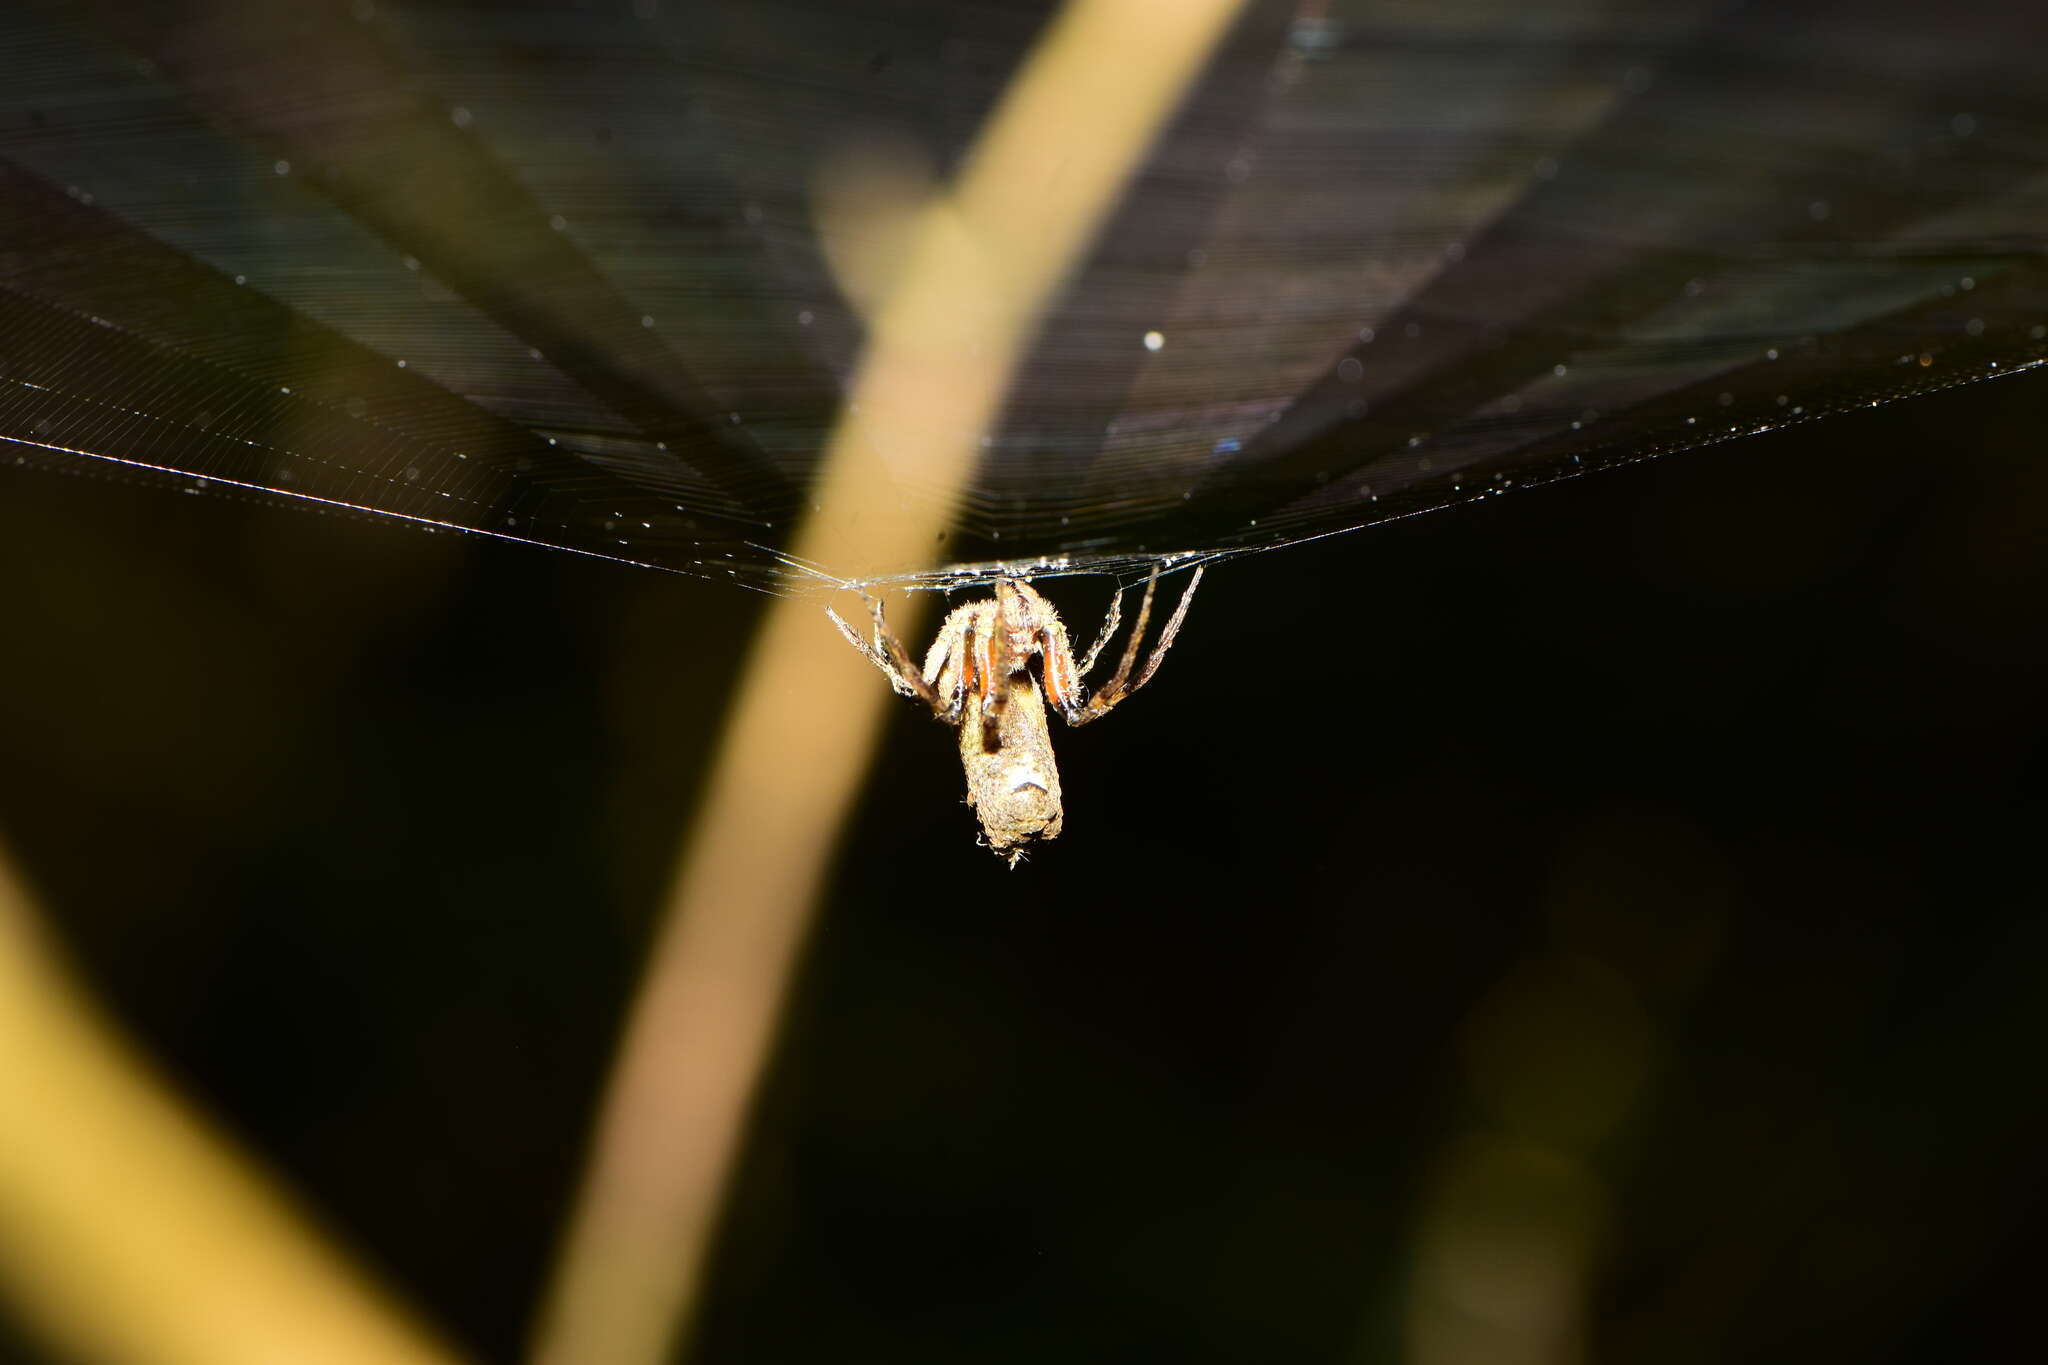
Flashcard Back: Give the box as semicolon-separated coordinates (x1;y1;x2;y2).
829;565;1205;865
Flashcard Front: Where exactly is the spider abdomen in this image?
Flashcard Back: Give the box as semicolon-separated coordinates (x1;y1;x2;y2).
958;674;1063;865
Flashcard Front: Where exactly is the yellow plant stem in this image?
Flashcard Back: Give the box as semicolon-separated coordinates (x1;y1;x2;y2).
0;848;464;1365
527;3;1250;1363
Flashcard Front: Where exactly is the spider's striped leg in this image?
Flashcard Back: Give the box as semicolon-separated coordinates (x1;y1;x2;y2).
1069;566;1158;721
920;624;963;723
873;596;953;715
961;611;1005;749
829;593;946;713
826;603;896;681
1070;564;1204;723
1125;564;1204;694
1074;582;1125;681
1038;614;1083;720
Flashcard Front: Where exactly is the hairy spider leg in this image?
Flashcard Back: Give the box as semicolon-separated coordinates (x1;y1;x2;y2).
973;584;1033;748
1036;611;1082;714
827;594;950;713
1074;582;1125;680
1126;564;1204;694
966;612;1004;743
825;600;908;694
869;595;946;710
920;601;982;725
1068;564;1205;724
1068;567;1156;719
1024;585;1089;716
923;619;961;720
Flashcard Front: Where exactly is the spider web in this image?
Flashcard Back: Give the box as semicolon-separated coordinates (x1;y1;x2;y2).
3;0;2046;595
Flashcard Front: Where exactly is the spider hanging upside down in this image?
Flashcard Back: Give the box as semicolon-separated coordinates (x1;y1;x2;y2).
829;565;1205;866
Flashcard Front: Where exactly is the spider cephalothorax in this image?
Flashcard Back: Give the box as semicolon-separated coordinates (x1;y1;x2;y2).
830;566;1204;865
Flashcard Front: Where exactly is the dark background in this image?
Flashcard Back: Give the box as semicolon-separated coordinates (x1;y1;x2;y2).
3;357;2044;1363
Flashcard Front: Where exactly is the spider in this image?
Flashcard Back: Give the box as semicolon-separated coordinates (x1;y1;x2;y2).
829;564;1205;865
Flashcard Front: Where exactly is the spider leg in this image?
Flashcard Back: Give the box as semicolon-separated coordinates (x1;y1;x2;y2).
1125;563;1203;694
974;584;1020;750
828;592;948;714
1086;565;1161;709
826;602;897;681
1038;615;1081;718
1069;564;1204;724
874;597;956;717
962;614;1004;746
924;622;967;724
1074;582;1125;681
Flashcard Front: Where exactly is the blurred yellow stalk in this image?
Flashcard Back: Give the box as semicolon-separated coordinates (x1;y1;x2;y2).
0;846;464;1365
527;3;1249;1364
